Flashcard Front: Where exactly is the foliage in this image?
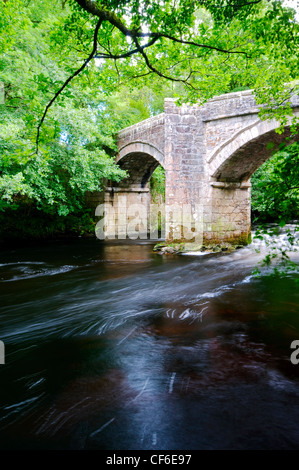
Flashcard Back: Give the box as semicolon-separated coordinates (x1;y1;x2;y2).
56;0;299;124
150;166;165;203
0;0;127;236
251;142;299;223
0;0;298;239
252;222;299;282
0;204;96;241
251;142;299;280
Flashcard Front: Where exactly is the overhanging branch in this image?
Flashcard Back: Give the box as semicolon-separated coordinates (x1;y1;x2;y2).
94;36;160;60
34;18;103;153
35;0;256;151
160;34;250;58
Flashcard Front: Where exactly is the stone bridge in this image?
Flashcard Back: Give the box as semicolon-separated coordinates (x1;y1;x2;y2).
101;89;299;245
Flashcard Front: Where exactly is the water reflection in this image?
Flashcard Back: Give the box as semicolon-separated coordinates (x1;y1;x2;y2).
0;237;298;449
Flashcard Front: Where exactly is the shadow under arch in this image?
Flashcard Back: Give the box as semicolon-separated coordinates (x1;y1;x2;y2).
205;118;298;245
209;120;299;183
114;142;165;190
103;142;165;240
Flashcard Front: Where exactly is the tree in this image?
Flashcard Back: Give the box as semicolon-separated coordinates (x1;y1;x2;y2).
0;0;298;239
0;0;129;237
251;142;299;223
36;0;299;145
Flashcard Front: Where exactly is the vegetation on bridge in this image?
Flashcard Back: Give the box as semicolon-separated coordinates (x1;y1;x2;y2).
0;0;298;239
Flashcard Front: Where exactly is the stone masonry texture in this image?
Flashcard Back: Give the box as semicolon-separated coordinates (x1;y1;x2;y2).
91;90;299;244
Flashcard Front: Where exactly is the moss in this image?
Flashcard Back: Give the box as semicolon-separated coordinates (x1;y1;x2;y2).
202;231;251;247
152;243;167;251
153;241;185;254
183;243;204;252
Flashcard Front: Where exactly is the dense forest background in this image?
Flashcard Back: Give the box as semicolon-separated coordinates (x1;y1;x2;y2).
0;0;298;241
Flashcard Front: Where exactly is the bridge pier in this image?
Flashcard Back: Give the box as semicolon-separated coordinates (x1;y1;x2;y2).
203;183;251;245
96;187;151;239
96;90;298;245
164;98;253;245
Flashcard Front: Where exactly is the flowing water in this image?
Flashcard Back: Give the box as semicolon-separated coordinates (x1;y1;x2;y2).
0;228;299;450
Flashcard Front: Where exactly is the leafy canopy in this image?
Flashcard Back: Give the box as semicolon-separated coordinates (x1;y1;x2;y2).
252;142;299;223
0;0;127;219
0;0;298;237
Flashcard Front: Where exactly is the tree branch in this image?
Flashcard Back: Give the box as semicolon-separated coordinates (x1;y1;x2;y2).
131;36;184;83
34;18;103;153
35;0;257;151
131;36;201;91
94;36;160;60
197;0;262;9
74;0;140;37
160;34;250;58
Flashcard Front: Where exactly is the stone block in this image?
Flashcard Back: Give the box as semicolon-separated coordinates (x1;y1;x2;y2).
108;90;299;244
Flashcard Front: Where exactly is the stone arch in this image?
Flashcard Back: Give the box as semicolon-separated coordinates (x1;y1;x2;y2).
208;118;299;183
102;142;165;240
115;141;164;189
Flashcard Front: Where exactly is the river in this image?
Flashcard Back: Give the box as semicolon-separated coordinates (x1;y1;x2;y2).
0;228;299;450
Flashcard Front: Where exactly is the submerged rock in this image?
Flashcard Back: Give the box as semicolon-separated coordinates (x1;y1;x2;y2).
153;241;242;255
153;243;184;255
152;243;167;252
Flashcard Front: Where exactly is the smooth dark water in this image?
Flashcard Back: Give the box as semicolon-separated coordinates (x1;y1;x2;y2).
0;235;299;450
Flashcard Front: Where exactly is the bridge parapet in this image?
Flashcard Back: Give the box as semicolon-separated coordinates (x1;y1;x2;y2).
117;113;165;161
202;90;259;122
202;89;299;122
204;90;299;177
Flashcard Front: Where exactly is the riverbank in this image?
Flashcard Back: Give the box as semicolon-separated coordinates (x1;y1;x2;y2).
153;241;245;255
153;222;299;255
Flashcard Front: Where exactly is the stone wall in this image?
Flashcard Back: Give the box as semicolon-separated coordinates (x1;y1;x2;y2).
117;113;165;164
99;188;150;239
97;89;299;245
